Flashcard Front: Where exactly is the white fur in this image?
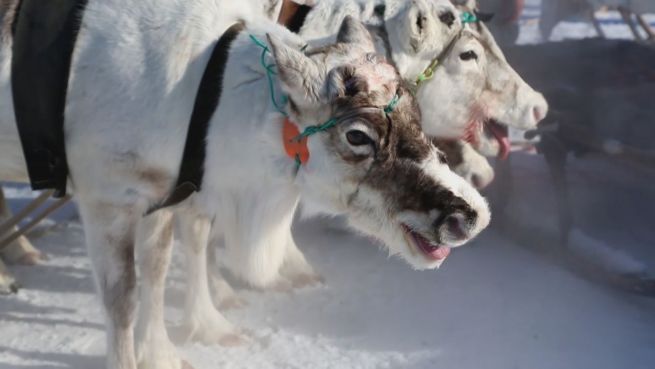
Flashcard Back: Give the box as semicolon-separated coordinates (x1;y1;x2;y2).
452;141;495;189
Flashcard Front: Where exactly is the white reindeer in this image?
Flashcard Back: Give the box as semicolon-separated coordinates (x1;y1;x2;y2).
171;1;518;331
170;0;545;329
200;0;544;295
1;1;491;367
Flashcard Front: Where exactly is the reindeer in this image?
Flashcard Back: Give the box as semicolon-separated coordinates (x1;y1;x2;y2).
170;1;547;330
205;0;543;287
0;0;540;294
0;0;491;367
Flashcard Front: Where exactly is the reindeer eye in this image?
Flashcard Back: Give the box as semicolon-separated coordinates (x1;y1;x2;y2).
439;11;455;27
346;130;372;146
438;151;448;164
459;50;478;61
416;13;426;31
344;80;358;97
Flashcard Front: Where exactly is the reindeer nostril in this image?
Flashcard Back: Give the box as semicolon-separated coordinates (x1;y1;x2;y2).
445;214;467;242
472;175;483;189
533;105;545;123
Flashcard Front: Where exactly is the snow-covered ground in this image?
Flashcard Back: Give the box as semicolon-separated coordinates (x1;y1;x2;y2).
2;1;655;369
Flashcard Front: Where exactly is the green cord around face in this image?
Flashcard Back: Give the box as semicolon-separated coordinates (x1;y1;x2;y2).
415;12;478;86
249;34;288;116
297;93;399;141
461;11;478;24
384;94;400;114
248;35;401;170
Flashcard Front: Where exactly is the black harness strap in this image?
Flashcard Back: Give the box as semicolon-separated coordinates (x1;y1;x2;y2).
147;22;244;214
11;0;88;198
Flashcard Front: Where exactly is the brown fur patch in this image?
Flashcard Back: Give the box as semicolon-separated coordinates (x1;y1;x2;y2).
138;167;171;193
103;225;137;330
432;139;464;168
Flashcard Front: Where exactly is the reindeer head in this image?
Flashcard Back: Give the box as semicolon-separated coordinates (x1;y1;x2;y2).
384;0;548;159
268;17;490;269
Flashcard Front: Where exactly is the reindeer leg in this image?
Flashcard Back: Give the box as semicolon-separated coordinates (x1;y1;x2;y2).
222;190;299;291
619;7;643;41
280;234;323;289
78;200;139;369
205;238;247;310
134;209;190;369
173;210;244;346
0;187;44;265
0;257;19;294
541;134;573;246
635;14;655;41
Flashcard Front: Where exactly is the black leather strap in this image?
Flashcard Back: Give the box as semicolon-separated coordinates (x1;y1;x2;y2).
147;22;245;214
11;0;89;198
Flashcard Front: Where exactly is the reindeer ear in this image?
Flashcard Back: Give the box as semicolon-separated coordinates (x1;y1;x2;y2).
407;0;431;53
336;16;375;53
267;34;323;104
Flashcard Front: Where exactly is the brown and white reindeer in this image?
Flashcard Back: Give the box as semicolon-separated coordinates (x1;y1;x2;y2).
0;1;491;368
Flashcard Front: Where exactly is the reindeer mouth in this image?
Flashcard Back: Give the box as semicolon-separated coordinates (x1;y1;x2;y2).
401;224;451;261
484;119;510;160
463;118;511;160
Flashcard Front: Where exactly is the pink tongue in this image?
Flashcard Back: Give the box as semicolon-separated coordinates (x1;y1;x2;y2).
487;122;510;160
428;246;451;260
416;236;451;260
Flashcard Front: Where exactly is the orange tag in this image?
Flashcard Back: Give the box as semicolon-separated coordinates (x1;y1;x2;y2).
283;118;310;165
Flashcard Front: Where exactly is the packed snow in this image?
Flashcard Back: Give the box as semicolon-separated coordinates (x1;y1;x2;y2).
2;1;655;368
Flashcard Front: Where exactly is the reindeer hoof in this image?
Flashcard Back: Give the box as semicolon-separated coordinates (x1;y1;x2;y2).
0;276;20;295
218;296;248;310
271;279;294;294
218;332;250;347
181;360;195;369
290;273;325;289
17;251;46;265
10;281;20;293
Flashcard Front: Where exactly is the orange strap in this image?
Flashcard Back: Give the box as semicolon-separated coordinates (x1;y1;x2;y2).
283;117;310;165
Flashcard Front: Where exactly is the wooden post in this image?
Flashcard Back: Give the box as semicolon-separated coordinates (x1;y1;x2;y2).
0;190;54;237
0;195;71;251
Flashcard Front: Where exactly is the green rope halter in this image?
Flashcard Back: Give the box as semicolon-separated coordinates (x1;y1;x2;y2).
249;35;401;171
460;11;478;24
414;12;478;85
249;34;288;116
